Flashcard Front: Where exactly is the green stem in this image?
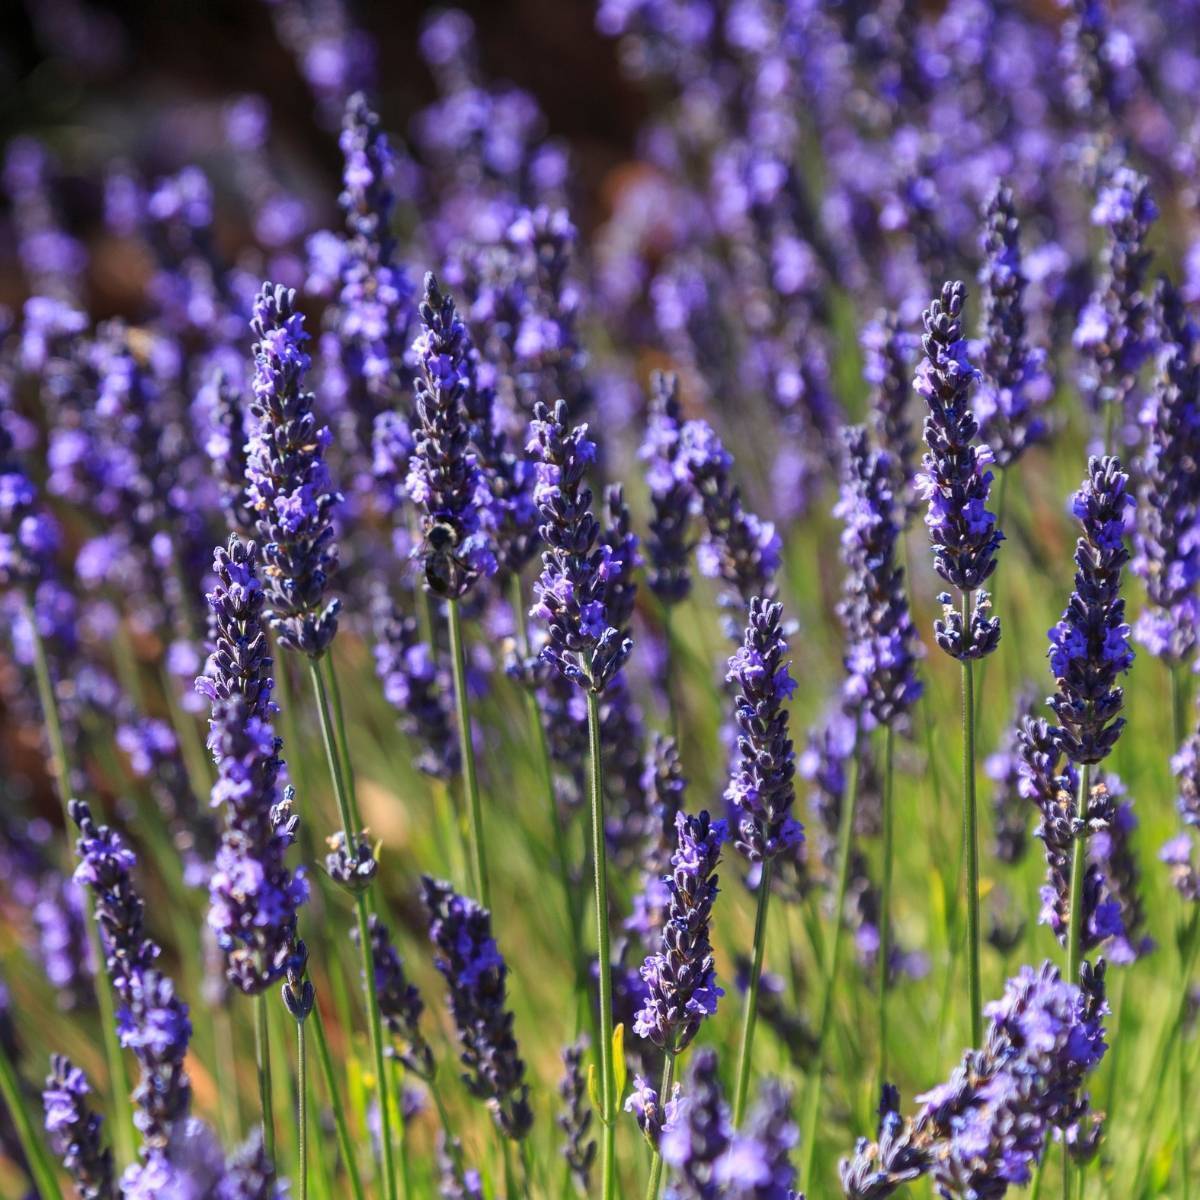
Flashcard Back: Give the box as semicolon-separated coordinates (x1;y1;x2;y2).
509;575;584;1003
644;1051;676;1200
586;691;616;1200
1181;1035;1192;1200
0;1034;63;1200
733;859;773;1126
1173;664;1188;750
387;1057;412;1200
661;603;681;746
324;653;363;830
24;598;136;1168
255;993;275;1162
307;659;398;1200
878;724;895;1091
296;1020;308;1200
961;591;982;1049
213;1002;241;1145
311;1005;366;1200
801;745;861;1189
1063;762;1091;1200
447;597;489;908
1065;764;1092;989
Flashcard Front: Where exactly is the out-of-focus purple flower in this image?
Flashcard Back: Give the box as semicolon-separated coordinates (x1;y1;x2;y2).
862;313;918;523
247;283;342;657
43;1054;113;1200
369;585;459;779
681;418;780;626
640;370;693;605
725;597;802;863
986;692;1036;865
975;184;1051;468
1134;280;1200;665
201;369;253;533
528;399;633;693
559;1038;596;1190
421;876;532;1140
914;281;1002;660
1049;456;1134;765
634;810;726;1051
834;425;922;728
1074;168;1156;428
352;914;433;1077
406;274;498;598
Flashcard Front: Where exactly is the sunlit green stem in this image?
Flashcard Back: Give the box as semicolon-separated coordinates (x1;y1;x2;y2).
644;1049;676;1200
586;691;617;1200
447;597;489;907
878;724;895;1090
0;1034;62;1200
1064;762;1091;1200
24;597;135;1167
733;860;773;1126
961;591;982;1049
311;1005;366;1200
296;1019;308;1200
509;575;584;1003
307;658;397;1200
801;747;861;1188
255;993;275;1161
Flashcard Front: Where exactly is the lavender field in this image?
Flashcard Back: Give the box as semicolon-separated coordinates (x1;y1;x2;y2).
2;1;1199;1197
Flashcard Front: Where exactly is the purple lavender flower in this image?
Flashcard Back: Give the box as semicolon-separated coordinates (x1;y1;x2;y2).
559;1039;596;1191
1049;456;1134;765
406;274;498;598
640;370;693;604
841;960;1108;1197
1074;168;1156;428
201;368;253;533
1134;281;1200;664
198;536;308;992
975;184;1051;468
352;914;433;1077
528;398;633;693
986;693;1037;865
0;383;59;591
626;1074;674;1149
247;282;342;657
681;418;781;620
69;800;192;1153
726;597;803;863
421;876;532;1140
369;585;459;779
660;1047;801;1199
437;1133;484;1200
862;314;918;523
835;425;922;728
914;281;1002;661
634;810;726;1051
43;1055;114;1200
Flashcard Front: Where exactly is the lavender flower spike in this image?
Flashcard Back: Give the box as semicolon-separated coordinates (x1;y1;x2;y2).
559;1039;596;1192
43;1055;114;1200
640;370;693;605
529;398;633;694
406;273;497;598
421;876;533;1140
1049;456;1134;765
726;597;803;863
1133;281;1200;665
247;282;342;657
634;810;726;1052
198;535;308;991
976;184;1051;469
835;425;922;728
915;280;1003;660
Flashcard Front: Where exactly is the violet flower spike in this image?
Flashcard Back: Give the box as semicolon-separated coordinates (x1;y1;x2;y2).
633;810;726;1052
640;370;693;605
421;876;532;1140
914;280;1003;661
725;597;803;863
528;398;633;694
43;1054;114;1200
976;184;1051;469
246;282;342;658
406;273;498;599
1049;456;1134;766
